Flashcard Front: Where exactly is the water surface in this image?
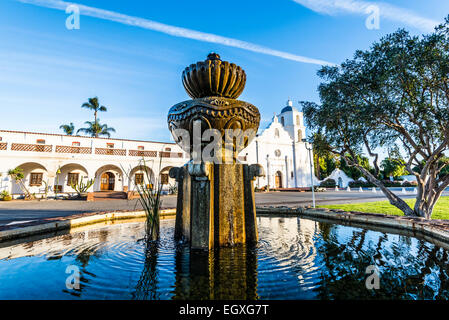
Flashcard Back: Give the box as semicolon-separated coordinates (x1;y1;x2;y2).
0;216;448;300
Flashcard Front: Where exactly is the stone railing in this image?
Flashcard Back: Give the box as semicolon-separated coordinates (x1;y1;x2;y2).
0;143;7;150
56;146;92;154
95;147;126;156
159;151;183;158
129;150;158;157
11;143;52;153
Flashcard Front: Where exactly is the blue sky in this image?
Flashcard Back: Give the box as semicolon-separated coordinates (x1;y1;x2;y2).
1;0;448;142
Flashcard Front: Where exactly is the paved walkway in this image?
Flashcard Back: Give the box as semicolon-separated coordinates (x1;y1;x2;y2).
0;190;439;226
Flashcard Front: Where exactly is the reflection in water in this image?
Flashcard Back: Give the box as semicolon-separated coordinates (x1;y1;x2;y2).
133;240;159;300
1;217;449;299
315;222;449;299
172;246;258;300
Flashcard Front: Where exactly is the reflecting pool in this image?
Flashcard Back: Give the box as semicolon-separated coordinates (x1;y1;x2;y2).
1;216;448;299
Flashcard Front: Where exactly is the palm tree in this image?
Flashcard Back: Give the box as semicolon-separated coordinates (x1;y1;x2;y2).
77;119;116;138
81;97;107;124
59;123;75;135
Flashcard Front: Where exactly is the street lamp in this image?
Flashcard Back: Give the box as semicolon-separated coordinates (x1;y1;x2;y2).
302;138;315;208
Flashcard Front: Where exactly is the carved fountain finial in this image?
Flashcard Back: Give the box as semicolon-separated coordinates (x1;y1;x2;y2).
207;52;221;60
169;54;259;160
182;54;246;99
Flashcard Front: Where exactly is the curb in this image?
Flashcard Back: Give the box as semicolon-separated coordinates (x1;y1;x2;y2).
257;207;449;244
0;209;176;242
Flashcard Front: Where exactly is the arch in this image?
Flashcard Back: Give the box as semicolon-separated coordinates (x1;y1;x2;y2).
128;165;155;192
58;163;89;193
160;166;175;188
274;128;280;138
275;171;283;189
11;162;48;195
94;164;124;192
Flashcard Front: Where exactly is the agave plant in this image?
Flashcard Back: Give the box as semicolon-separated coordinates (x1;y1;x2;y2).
69;178;95;198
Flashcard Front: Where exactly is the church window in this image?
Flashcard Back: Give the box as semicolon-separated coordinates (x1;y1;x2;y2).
298;130;303;142
275;129;280;138
296;115;300;125
280;117;284;126
275;150;281;157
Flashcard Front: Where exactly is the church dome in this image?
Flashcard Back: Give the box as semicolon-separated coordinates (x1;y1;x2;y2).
281;99;298;113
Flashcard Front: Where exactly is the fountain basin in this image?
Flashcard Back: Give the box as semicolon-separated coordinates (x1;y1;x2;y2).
1;215;449;300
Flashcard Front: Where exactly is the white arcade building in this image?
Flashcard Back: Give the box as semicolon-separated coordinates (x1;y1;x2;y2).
0;100;314;198
0;131;186;198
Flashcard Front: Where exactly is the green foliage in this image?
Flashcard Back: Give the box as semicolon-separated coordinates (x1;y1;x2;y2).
349;180;375;188
381;158;407;179
77;119;116;138
320;179;336;188
319;197;449;220
7;167;32;199
302;18;449;218
339;155;372;180
77;97;114;138
59;123;75;135
69;178;95;198
8;167;24;181
122;159;162;241
0;190;12;201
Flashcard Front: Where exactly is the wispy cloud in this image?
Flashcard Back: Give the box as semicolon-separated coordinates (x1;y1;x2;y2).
16;0;335;66
292;0;439;32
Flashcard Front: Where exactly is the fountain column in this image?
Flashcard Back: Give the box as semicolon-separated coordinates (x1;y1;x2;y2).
168;53;264;250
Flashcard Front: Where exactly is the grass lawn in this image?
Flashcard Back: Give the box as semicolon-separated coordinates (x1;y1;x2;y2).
319;196;449;220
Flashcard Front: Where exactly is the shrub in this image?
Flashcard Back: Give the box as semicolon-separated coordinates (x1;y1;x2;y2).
382;180;402;187
320;179;336;188
0;191;12;201
349;180;376;188
402;181;418;187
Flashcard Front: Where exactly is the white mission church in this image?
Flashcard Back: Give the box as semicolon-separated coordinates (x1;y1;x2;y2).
0;100;315;198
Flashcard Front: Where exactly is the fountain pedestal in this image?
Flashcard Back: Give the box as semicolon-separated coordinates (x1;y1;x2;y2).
167;53;264;250
170;162;263;249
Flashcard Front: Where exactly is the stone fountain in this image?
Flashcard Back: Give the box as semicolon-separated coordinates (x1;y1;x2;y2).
168;53;264;250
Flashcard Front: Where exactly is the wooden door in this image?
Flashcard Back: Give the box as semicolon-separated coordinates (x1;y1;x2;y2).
100;172;115;191
275;172;282;189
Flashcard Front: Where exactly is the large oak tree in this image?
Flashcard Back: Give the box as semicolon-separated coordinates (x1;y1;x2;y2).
303;18;449;219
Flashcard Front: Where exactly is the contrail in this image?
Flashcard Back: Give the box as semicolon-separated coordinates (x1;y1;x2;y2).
292;0;439;32
17;0;335;66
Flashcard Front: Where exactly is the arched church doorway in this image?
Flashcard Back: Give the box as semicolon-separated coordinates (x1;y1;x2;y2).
100;172;115;191
275;171;283;189
338;177;343;188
